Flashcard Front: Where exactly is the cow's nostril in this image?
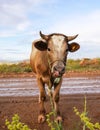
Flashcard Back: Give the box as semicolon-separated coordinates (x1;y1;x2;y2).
54;66;57;71
62;67;65;73
54;66;65;74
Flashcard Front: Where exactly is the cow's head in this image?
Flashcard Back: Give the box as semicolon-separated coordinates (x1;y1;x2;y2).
34;31;80;78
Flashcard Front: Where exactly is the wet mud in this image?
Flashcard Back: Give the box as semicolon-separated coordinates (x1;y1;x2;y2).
0;76;100;96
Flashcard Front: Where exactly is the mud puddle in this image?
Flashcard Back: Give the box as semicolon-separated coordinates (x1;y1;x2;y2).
0;77;100;96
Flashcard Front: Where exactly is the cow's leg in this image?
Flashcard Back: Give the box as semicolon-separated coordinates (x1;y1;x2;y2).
53;78;63;122
37;77;46;123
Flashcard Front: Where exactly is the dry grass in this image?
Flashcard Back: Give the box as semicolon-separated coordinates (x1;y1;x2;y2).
0;58;100;73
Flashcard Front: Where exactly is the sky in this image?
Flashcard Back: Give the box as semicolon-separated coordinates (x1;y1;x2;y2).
0;0;100;62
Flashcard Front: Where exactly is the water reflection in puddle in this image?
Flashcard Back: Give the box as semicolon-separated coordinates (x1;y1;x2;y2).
0;77;100;96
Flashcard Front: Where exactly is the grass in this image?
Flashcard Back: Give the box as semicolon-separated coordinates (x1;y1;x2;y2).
67;58;100;72
0;63;32;73
0;58;100;73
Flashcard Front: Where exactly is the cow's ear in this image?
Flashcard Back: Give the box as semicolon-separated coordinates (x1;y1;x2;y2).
34;40;47;51
68;42;80;52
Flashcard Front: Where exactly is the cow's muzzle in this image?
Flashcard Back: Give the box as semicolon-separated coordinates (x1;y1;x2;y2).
49;60;66;77
53;65;65;77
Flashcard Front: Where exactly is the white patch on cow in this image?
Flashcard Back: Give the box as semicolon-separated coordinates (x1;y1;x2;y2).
51;35;65;50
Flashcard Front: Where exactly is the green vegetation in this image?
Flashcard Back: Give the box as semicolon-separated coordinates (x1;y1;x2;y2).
5;114;32;130
67;59;82;71
0;58;100;74
46;112;63;130
46;87;63;130
74;97;100;130
0;63;32;73
0;58;100;73
67;58;100;71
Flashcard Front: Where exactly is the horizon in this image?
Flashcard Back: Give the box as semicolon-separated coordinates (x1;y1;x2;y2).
0;57;100;64
0;0;100;61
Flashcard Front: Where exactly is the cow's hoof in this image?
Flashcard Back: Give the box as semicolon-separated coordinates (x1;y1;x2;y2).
38;114;46;123
56;116;63;123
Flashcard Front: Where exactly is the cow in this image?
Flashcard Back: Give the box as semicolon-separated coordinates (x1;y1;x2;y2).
30;31;80;123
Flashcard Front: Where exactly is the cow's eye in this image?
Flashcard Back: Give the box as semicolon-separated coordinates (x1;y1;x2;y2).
47;48;51;51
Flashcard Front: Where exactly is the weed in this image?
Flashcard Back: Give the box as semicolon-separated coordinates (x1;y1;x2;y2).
5;114;32;130
74;96;100;130
46;87;63;130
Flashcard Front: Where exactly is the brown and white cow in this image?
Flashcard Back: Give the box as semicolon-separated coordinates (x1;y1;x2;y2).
30;31;80;123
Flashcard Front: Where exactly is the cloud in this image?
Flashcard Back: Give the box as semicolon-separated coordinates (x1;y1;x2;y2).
16;22;31;31
0;0;57;38
0;0;56;26
0;30;16;37
0;2;28;37
0;2;26;26
49;10;100;43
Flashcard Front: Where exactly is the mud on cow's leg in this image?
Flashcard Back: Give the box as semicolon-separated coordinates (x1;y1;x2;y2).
37;77;46;123
53;79;63;123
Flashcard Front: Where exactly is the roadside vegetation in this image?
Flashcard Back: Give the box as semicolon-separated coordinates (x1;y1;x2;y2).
0;62;32;73
5;114;31;130
0;58;100;73
67;58;100;72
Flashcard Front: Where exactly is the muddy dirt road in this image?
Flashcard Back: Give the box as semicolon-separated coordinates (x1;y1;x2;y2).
0;74;100;130
0;76;100;96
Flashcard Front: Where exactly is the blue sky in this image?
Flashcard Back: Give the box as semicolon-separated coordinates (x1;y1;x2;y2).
0;0;100;61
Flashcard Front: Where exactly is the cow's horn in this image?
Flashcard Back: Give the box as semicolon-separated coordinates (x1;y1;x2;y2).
40;31;49;40
67;34;78;41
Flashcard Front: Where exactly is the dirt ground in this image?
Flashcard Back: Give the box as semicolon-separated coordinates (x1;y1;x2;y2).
0;72;100;130
0;94;100;130
0;70;100;78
